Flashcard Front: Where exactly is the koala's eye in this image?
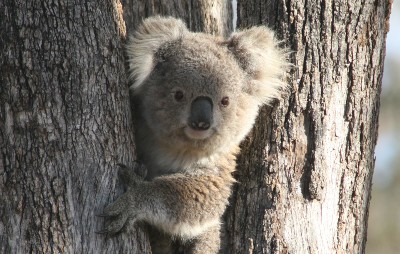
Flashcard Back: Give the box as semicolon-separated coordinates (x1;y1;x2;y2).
174;91;184;101
220;96;230;107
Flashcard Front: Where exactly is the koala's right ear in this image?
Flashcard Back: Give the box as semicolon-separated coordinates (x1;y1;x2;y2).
126;16;188;90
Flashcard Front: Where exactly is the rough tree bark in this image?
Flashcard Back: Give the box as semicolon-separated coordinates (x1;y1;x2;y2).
0;0;231;253
223;0;392;254
0;0;147;252
122;0;232;36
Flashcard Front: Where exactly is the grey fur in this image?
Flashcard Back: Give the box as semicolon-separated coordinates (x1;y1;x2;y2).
99;16;289;254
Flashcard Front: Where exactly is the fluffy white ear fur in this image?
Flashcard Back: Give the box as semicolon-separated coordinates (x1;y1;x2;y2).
126;16;188;90
227;27;289;105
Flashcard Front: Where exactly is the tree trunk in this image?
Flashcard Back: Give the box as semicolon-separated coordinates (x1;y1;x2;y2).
122;0;232;36
223;0;392;253
0;0;231;253
0;0;148;252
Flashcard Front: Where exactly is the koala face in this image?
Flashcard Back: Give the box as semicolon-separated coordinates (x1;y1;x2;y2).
128;17;288;160
136;35;260;156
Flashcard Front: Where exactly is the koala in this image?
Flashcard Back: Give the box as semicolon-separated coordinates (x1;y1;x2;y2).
98;16;288;254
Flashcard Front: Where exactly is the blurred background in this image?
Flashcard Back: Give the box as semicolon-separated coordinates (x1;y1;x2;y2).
366;1;400;253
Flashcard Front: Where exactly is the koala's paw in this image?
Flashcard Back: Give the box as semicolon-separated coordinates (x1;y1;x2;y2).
117;162;147;190
96;194;136;235
97;164;145;235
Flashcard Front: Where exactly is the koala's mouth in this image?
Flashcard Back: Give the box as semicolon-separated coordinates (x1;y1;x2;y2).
183;127;213;140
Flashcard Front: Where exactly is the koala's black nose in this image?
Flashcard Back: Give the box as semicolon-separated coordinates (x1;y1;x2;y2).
189;96;213;131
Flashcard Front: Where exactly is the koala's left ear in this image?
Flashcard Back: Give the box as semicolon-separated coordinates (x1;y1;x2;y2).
226;27;290;105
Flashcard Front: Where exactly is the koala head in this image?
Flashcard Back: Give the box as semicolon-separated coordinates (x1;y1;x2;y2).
128;17;288;159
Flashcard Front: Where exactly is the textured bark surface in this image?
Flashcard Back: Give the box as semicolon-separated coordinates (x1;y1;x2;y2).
0;0;149;253
0;0;232;253
122;0;232;36
223;0;392;253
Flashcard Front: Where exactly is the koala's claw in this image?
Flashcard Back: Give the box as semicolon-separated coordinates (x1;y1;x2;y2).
97;194;134;235
96;213;130;235
98;163;145;235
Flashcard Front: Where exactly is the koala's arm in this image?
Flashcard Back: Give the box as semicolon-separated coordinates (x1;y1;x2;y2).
98;163;235;239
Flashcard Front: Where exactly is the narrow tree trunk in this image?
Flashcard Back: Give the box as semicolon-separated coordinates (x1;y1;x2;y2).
223;0;392;253
0;0;149;252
